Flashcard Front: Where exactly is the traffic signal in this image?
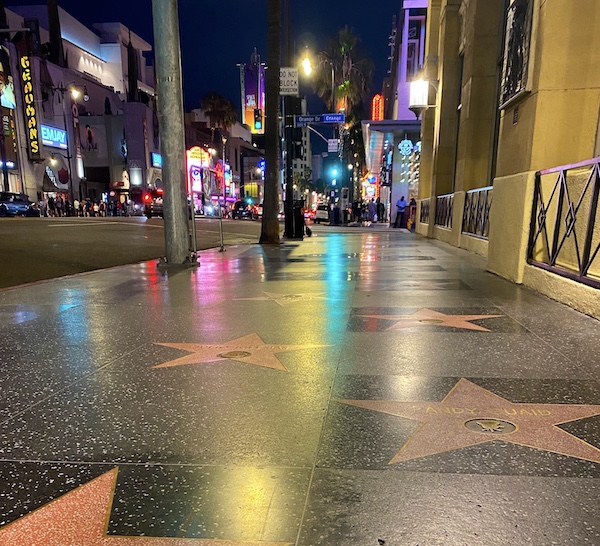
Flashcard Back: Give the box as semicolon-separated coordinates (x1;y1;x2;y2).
254;108;262;131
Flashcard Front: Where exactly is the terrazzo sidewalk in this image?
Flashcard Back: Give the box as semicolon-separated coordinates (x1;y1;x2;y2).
1;230;600;545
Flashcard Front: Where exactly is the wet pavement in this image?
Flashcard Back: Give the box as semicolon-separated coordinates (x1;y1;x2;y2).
1;229;600;545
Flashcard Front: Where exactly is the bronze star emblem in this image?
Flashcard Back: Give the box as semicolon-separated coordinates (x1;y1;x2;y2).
235;292;328;307
153;333;329;371
339;378;600;464
356;308;503;331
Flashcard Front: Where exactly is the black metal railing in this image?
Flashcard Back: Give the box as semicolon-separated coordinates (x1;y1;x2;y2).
462;186;492;239
527;157;600;288
419;197;430;224
435;193;453;228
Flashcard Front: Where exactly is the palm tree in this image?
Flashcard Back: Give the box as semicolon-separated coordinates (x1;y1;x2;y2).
259;0;281;244
314;26;373;125
200;92;237;130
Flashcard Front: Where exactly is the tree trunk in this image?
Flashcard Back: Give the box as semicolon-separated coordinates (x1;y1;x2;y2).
259;0;281;245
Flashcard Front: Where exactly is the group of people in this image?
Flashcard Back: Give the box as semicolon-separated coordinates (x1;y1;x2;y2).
40;196;131;218
352;198;386;224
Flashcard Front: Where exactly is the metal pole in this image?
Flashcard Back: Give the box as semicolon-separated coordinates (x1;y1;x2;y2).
219;136;226;252
151;0;191;265
60;90;74;207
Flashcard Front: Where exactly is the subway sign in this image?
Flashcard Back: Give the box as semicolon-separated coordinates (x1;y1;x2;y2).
20;55;40;159
41;124;67;149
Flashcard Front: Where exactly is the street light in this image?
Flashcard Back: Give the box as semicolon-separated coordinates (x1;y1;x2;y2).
51;82;89;204
408;75;437;119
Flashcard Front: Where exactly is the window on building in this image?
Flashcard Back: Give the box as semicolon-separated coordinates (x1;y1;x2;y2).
499;0;533;108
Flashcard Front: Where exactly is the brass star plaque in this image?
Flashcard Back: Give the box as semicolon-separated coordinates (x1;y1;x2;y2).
338;378;600;464
154;333;329;371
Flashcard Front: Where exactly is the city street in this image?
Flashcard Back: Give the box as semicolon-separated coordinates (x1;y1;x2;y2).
0;216;266;289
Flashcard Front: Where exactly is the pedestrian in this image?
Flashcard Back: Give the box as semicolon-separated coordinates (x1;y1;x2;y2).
93;202;99;216
376;197;385;224
99;201;106;216
394;195;407;228
47;195;55;217
55;196;63;217
79;201;84;216
73;199;79;216
368;199;376;222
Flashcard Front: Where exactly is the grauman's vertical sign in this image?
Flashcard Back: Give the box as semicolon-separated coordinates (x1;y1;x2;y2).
20;56;40;160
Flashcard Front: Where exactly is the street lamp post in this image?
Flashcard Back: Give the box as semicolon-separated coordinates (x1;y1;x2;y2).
51;83;88;206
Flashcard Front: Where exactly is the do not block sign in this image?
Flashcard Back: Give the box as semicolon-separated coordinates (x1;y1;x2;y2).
280;67;299;96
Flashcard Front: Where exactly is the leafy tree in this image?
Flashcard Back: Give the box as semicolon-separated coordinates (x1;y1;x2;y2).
200;92;237;130
314;26;374;125
259;0;282;244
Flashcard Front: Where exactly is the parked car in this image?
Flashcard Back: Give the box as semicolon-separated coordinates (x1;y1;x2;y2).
0;192;37;217
232;200;255;220
143;189;164;218
314;204;329;224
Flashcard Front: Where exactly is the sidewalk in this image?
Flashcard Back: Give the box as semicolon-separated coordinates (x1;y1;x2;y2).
1;230;599;545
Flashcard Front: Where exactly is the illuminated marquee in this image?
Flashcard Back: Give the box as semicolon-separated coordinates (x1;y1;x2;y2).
371;94;383;121
20;56;40;159
186;146;210;193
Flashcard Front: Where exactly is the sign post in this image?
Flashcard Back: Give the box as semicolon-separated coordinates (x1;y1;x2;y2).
279;67;299;96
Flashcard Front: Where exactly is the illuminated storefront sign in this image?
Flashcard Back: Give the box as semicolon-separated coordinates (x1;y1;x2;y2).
20;56;40;159
186;146;210;193
371;94;383;121
41;124;68;149
151;152;162;168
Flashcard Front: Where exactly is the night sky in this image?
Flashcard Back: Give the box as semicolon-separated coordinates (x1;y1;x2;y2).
6;0;401;112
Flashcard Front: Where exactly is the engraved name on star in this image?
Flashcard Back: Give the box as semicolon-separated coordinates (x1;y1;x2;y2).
235;292;328;307
153;333;329;371
338;378;600;464
357;308;503;331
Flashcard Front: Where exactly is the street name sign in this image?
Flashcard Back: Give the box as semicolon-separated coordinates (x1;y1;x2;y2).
280;67;299;96
294;113;346;127
321;113;345;123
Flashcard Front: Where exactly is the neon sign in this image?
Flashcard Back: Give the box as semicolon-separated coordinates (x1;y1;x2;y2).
20;56;40;159
371;94;383;121
41;124;67;149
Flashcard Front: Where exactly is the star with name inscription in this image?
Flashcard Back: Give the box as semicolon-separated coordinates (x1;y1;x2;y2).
357;308;503;331
235;292;329;307
339;378;600;464
153;333;329;371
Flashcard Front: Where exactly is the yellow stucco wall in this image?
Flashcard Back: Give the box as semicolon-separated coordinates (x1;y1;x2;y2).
523;266;600;321
487;171;535;283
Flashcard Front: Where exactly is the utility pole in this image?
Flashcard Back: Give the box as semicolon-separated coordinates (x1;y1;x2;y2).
151;0;194;266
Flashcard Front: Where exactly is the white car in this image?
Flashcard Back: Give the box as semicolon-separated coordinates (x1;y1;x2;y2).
314;204;329;224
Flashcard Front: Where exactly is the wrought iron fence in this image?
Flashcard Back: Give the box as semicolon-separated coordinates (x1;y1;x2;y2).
527;157;600;289
419;197;430;224
435;193;453;228
462;186;492;239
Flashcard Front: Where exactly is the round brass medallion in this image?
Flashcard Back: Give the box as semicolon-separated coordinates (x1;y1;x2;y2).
217;351;252;359
464;418;517;435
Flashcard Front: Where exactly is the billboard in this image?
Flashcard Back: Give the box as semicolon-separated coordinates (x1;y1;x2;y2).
242;63;265;134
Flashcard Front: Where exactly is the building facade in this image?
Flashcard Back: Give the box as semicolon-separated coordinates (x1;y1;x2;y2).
416;0;600;318
4;3;159;209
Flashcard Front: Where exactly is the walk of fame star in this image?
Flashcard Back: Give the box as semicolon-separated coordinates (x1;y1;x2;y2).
153;333;329;371
338;378;600;464
235;291;328;307
0;468;291;545
356;308;503;331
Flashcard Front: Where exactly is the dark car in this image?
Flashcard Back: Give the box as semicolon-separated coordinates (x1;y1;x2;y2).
231;200;255;220
0;192;37;217
143;189;164;218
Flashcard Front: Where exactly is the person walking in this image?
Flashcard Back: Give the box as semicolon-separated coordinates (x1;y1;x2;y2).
394;195;407;228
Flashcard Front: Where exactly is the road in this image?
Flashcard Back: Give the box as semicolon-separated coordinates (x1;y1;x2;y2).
0;216;269;289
